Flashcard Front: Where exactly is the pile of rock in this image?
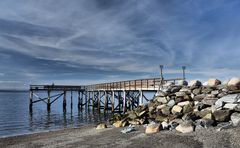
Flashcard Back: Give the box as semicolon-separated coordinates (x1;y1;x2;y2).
109;77;240;133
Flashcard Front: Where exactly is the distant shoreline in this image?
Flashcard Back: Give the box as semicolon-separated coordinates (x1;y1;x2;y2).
0;90;28;93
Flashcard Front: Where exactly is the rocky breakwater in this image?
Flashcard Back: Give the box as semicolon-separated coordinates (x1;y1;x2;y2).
108;77;240;134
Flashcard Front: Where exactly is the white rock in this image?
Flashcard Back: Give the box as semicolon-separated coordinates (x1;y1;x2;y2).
223;103;238;110
188;80;202;87
228;77;240;86
219;94;240;103
207;79;221;87
231;112;240;126
171;105;182;114
156;97;168;104
161;121;169;130
177;101;190;107
145;123;160;134
175;123;194;133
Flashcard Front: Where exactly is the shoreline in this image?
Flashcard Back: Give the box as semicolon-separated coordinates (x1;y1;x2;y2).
1;124;240;148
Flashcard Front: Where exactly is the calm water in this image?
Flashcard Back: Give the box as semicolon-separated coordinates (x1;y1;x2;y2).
0;91;112;137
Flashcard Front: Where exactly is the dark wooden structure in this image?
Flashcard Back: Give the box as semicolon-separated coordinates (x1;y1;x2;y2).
29;77;183;113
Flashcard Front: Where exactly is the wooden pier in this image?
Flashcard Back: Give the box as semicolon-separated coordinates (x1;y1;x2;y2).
29;77;184;113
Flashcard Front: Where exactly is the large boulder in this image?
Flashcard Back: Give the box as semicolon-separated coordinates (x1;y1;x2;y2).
145;123;160;134
213;110;231;122
156;97;168;104
215;94;240;108
175;122;194;133
188;80;202;87
207;79;221;87
227;77;240;87
202;97;218;106
231;112;240;126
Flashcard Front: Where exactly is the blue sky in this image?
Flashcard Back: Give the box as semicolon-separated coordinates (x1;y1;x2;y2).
0;0;240;90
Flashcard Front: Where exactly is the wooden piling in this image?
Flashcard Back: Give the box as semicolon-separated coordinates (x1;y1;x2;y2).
97;91;101;112
139;90;143;105
47;90;51;111
111;91;115;112
63;91;66;110
123;90;126;113
78;91;80;109
70;91;73;109
92;91;95;111
104;91;108;112
29;90;33;111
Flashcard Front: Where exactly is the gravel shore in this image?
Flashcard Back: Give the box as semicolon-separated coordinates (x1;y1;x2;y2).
1;125;240;148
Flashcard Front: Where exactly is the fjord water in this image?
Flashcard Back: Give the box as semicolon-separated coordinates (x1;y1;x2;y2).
0;91;111;137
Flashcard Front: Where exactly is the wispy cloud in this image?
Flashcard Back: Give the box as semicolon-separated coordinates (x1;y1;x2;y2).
0;0;240;89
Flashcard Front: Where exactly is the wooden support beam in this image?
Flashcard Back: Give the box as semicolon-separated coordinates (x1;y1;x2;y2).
139;90;143;105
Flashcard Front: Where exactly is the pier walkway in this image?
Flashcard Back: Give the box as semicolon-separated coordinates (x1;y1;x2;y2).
29;77;184;113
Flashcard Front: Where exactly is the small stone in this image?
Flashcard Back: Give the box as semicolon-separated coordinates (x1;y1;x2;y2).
156;97;168;104
197;118;214;128
129;120;140;125
171;86;182;93
188;80;202;87
161;121;169;130
179;87;191;94
203;113;213;120
121;126;135;134
192;88;201;95
167;99;175;107
157;104;167;110
228;77;240;87
195;108;212;118
161;106;171;115
171;105;183;114
175;92;186;97
213;110;231;122
177;101;190;107
177;80;188;86
231;112;240;126
207;79;221;87
113;121;123;128
223;103;238;110
145;123;160;134
182;104;193;114
202;97;218;106
193;94;206;101
175;123;194;133
96;123;107;129
211;90;219;95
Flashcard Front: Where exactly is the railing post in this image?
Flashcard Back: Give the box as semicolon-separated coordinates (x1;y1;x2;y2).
63;91;66;111
123;90;126;113
112;91;115;113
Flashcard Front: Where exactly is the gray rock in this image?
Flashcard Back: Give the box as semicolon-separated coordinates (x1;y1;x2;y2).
215;94;240;108
167;99;175;107
213;110;231;122
171;86;182;93
175;122;194;133
193;88;201;95
202;97;218;106
211;90;219;95
223;103;238;110
175;92;186;97
161;121;169;130
121;126;136;134
231;112;240;126
161;106;171;115
193;94;206;101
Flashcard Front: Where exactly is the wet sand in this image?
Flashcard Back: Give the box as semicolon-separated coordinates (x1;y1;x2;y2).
0;125;240;148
